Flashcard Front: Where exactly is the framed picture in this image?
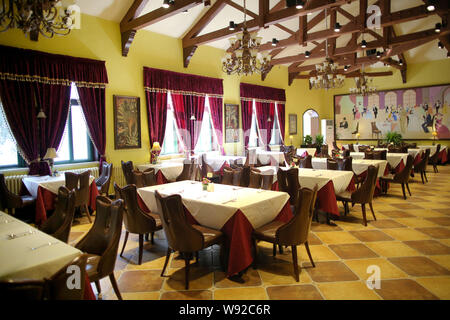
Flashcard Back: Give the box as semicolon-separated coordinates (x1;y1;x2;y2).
289;114;297;135
334;83;450;140
113;95;141;149
225;103;240;143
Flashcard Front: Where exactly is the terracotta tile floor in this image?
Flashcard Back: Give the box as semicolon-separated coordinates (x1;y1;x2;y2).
70;165;450;300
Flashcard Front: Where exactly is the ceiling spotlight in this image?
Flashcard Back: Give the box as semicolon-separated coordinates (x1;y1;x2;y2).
435;23;442;33
344;65;349;71
295;0;305;9
305;51;311;58
272;38;279;46
361;40;367;48
182;9;188;14
447;52;450;58
162;0;171;8
334;22;341;32
438;41;444;49
399;59;403;66
376;51;382;58
229;21;236;31
426;1;436;12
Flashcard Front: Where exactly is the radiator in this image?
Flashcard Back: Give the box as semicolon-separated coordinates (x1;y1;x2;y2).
4;167;99;195
112;167;126;188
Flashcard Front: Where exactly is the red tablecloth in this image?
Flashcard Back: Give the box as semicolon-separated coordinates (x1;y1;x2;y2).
84;275;96;300
137;195;293;277
438;149;448;164
413;154;422;166
35;181;99;225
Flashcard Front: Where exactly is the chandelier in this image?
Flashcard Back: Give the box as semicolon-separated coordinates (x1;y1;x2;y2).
309;8;345;90
222;0;271;76
349;65;377;96
0;0;78;41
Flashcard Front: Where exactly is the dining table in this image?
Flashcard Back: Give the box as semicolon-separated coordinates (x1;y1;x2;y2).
257;166;355;218
137;180;293;277
256;150;286;165
296;148;317;157
22;174;98;226
417;145;448;163
311;158;388;177
350;152;408;173
0;211;95;299
137;161;184;184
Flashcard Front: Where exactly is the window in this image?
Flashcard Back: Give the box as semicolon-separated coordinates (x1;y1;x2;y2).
303;109;319;138
54;84;94;164
0;83;94;169
248;101;260;148
161;92;184;155
194;97;218;153
269;104;283;145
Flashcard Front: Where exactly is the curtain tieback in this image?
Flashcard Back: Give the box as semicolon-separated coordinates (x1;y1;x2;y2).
31;158;42;163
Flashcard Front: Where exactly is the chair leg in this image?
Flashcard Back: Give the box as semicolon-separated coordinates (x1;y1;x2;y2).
151;232;155;244
278;244;284;254
304;241;315;268
424;171;428;182
161;247;172;276
84;205;92;223
184;254;190;290
120;231;129;258
361;203;367;227
138;234;144;265
109;273;122;300
369;202;377;221
94;281;101;299
272;244;277;257
406;183;411;196
291;245;299;282
195;251;199;263
401;183;406;200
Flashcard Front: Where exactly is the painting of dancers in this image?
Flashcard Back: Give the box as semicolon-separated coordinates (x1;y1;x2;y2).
334;84;450;140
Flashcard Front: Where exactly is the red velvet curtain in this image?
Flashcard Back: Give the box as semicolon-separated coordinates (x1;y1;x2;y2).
240;83;286;102
146;91;167;146
209;96;224;155
185;95;205;152
255;101;275;149
77;86;106;168
34;82;71;161
240;99;253;148
277;103;286;143
171;93;188;151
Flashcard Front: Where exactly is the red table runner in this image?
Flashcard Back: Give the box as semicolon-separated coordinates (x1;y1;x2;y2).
35;182;99;226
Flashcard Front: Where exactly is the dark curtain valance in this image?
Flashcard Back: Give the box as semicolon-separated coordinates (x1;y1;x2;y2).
143;67;223;97
0;45;108;88
240;83;286;104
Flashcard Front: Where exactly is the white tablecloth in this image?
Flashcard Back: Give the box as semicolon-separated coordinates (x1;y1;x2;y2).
407;148;422;159
0;211;81;280
137;162;184;182
296;148;317;157
204;155;246;171
310;158;387;177
258;166;353;194
350;152;408;168
256;150;286;165
22;175;95;198
417;145;447;157
343;144;369;152
137;181;289;230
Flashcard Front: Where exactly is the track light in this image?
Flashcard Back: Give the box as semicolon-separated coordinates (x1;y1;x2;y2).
361;40;367;48
162;0;174;8
295;0;305;9
305;51;310;58
435;23;442;33
399;59;403;66
229;21;236;31
376;51;381;58
426;0;436;12
272;38;279;46
334;22;341;32
344;65;349;71
447;52;450;58
438;41;444;49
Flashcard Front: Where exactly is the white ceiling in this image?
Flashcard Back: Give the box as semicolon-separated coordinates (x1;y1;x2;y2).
74;0;449;66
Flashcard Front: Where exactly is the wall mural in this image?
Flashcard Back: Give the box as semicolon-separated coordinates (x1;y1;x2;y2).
334;84;450;140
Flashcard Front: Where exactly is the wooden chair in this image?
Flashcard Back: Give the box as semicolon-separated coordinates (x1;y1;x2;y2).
336;165;379;226
65;170;92;223
154;191;225;290
252;186;318;281
248;169;263;189
337;157;353;171
114;183;163;265
261;173;273;190
277;167;300;207
0;174;36;215
327;158;338;170
75;196;124;300
298;155;312;169
348;144;355;152
414;149;431;184
201;153;215;178
176;159;197;181
373;150;387;160
221;167;234;185
239;166;251;187
121;160;135;185
380;155;414;200
95;162;113;196
319;145;329;158
428;144;441;173
133;168;157;188
342;149;351;157
39;186;76;243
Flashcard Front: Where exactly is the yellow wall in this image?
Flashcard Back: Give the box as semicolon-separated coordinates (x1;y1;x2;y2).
0;13;448;170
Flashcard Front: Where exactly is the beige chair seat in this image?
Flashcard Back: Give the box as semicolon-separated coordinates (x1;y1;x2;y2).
85;254;101;280
192;225;224;247
335;191;352;202
253;220;285;243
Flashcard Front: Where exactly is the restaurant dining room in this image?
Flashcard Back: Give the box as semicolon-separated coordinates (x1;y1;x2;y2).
1;0;450;306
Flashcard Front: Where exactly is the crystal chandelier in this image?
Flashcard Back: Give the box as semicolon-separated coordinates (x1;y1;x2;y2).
222;0;271;76
0;0;78;41
349;65;377;96
309;8;345;90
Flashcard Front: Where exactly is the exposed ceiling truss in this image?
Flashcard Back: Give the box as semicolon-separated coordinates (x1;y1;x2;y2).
120;0;450;86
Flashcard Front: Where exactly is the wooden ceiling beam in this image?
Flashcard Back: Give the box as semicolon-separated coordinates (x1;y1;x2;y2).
120;0;150;57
